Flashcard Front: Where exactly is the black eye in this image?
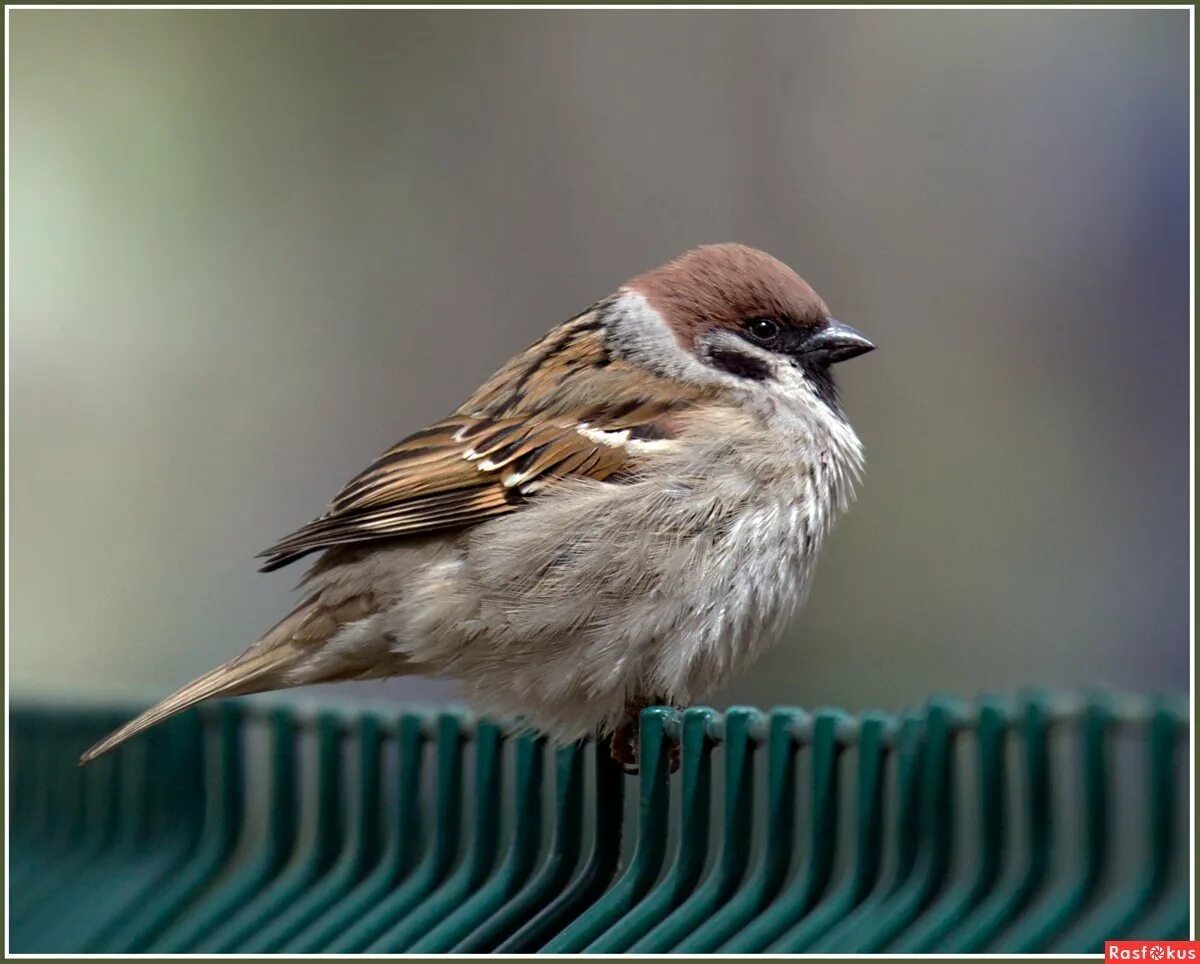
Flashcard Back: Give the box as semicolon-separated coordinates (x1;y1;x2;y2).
745;317;780;343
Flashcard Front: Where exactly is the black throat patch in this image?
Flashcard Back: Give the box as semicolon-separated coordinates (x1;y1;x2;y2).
796;357;842;414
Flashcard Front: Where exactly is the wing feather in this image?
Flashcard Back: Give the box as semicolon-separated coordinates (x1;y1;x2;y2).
257;310;707;572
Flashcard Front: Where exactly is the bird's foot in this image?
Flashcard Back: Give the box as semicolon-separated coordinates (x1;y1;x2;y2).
609;719;640;774
608;697;681;775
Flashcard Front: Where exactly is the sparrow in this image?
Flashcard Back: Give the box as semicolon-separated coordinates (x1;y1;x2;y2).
82;243;874;769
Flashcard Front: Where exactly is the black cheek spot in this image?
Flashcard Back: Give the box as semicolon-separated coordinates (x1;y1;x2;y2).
706;347;772;382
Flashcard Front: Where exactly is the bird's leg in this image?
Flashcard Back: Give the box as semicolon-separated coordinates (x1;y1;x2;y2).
608;694;678;775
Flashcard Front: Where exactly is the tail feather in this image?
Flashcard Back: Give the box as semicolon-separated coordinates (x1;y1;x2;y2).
79;585;390;766
79;645;298;765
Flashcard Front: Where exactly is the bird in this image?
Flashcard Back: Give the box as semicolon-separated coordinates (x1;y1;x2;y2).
81;243;874;769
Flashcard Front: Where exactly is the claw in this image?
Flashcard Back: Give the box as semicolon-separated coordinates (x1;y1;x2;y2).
609;720;640;774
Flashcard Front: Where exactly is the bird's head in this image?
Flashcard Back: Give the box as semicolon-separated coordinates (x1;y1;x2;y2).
612;243;874;413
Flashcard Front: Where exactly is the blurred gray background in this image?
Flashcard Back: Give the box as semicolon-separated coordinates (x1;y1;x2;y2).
9;10;1190;714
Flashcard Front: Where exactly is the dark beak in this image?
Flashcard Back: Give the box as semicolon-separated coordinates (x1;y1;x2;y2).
799;319;875;364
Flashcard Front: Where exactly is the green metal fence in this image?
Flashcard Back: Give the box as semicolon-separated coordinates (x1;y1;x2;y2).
7;692;1190;953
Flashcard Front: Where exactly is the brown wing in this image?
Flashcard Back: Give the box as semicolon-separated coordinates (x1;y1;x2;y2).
256;405;682;572
258;308;711;572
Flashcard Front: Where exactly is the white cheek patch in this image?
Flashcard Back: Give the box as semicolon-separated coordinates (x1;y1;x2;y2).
605;289;725;385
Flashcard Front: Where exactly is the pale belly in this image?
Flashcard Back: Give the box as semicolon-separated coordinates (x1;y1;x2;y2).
377;476;824;741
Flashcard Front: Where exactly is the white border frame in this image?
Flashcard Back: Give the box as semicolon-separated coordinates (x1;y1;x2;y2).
2;5;1190;955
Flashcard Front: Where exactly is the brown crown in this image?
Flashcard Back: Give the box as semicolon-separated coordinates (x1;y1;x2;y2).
625;243;829;348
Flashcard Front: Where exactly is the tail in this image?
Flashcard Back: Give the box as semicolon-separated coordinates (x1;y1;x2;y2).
80;578;398;766
79;592;345;765
79;644;301;765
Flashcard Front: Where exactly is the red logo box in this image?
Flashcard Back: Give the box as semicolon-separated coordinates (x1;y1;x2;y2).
1107;942;1200;961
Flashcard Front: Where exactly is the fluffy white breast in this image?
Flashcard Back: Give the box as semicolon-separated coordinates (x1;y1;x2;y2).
647;402;863;699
